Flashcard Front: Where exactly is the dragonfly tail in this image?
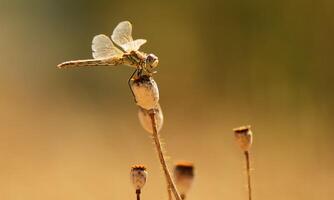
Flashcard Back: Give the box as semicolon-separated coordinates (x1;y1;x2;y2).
57;58;116;69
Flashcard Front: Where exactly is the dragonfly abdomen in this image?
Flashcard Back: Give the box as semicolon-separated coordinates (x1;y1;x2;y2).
57;57;122;69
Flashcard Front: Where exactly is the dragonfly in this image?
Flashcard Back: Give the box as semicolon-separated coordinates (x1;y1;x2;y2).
57;21;159;86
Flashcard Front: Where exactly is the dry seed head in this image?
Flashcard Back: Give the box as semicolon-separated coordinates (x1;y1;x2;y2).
131;75;159;110
130;165;147;190
174;162;195;197
233;125;253;151
138;103;163;134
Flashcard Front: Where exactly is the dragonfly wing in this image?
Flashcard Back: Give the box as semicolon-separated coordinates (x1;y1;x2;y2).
112;21;147;52
111;21;133;49
92;34;123;59
121;39;147;52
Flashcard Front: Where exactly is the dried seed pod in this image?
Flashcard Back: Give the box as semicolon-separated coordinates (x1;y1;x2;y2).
233;125;253;151
130;165;148;190
174;162;195;199
131;75;159;110
138;103;163;134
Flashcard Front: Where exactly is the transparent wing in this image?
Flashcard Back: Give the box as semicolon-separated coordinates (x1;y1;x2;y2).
111;21;133;48
92;34;123;59
121;39;147;52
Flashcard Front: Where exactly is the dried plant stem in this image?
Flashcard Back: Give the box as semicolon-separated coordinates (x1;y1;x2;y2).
167;186;172;200
149;112;182;200
136;189;141;200
244;151;252;200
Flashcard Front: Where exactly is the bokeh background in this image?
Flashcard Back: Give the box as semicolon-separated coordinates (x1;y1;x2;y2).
1;0;333;199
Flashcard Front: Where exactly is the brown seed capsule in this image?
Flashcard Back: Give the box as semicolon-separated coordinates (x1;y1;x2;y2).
131;75;159;110
174;162;195;199
233;125;253;151
130;165;148;190
138;103;163;134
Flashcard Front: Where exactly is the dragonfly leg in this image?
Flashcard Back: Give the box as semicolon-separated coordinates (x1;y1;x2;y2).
128;69;138;103
138;60;149;76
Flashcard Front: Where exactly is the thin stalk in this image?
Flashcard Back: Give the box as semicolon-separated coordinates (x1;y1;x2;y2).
244;151;252;200
136;189;141;200
149;112;182;200
168;186;172;200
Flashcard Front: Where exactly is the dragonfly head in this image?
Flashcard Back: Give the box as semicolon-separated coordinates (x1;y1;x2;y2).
146;53;159;72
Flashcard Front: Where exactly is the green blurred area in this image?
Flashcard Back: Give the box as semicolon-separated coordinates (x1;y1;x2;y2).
0;0;333;200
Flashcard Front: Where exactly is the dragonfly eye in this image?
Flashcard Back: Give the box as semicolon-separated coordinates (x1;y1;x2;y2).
146;54;159;68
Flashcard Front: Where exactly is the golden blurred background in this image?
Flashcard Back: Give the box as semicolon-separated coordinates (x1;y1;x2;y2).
1;0;333;199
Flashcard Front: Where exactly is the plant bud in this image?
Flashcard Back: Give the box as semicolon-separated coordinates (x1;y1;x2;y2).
233;125;253;151
131;75;159;110
130;165;147;190
138;103;163;134
174;162;195;199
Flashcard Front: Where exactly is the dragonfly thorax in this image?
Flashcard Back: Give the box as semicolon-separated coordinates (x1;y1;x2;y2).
125;51;159;74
